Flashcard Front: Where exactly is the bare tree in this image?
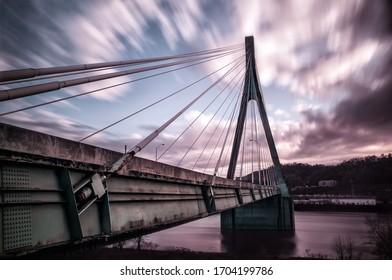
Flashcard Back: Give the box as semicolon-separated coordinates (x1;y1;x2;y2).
365;216;392;259
333;236;345;259
132;234;157;250
333;235;354;260
345;235;353;260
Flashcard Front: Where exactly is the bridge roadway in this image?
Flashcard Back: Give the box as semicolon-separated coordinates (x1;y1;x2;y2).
0;123;280;257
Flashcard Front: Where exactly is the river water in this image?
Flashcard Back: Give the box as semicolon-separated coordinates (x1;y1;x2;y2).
135;211;377;259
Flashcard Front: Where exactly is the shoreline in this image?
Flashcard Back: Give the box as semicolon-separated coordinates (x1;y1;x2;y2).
293;204;388;212
18;245;306;260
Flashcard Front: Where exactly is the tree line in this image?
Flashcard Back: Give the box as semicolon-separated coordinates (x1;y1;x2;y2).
282;154;392;189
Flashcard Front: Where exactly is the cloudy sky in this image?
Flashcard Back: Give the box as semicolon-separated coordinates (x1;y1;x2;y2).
1;0;392;173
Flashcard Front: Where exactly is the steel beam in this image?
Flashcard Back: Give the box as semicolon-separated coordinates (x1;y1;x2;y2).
0;154;280;257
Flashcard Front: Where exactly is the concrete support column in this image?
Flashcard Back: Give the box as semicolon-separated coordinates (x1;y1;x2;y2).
221;195;295;230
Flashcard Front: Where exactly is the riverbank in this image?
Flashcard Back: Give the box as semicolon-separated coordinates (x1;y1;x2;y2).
294;204;378;212
19;245;307;260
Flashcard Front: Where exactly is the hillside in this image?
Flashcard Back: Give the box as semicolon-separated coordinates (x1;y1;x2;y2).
281;154;392;202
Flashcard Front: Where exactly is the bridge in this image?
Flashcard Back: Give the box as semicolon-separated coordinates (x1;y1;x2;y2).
0;36;294;257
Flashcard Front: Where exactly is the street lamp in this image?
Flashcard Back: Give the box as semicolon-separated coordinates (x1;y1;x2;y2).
155;144;165;161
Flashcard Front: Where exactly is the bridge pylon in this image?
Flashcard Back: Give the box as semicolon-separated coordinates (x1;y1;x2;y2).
221;36;295;231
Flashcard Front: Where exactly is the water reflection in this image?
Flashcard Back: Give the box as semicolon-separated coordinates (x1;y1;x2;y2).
145;211;377;259
221;229;297;259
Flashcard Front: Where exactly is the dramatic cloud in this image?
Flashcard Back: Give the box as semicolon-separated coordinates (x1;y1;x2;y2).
230;0;392;164
275;75;392;164
0;108;96;140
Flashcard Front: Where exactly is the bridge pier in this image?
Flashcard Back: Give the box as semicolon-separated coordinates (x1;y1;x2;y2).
221;194;294;231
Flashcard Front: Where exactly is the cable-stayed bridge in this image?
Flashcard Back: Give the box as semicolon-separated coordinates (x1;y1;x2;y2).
0;36;294;257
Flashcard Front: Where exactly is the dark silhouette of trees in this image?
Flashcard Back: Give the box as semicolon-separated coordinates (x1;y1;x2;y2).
364;216;392;259
332;235;354;259
282;154;392;198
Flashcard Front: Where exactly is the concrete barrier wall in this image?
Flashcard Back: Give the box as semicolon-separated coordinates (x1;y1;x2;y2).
0;123;121;166
0;123;254;188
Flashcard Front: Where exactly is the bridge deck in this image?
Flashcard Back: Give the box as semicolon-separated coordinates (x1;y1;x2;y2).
0;123;280;257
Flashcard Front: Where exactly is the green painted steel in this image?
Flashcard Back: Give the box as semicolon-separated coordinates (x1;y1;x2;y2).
0;158;280;257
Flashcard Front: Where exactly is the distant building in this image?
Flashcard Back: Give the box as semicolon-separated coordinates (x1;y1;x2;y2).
332;198;376;206
318;180;338;187
293;195;377;206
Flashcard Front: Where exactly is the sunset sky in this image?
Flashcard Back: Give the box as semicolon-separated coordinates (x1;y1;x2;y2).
1;0;392;172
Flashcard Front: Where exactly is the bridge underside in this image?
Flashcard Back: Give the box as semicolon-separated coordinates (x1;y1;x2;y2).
0;123;281;257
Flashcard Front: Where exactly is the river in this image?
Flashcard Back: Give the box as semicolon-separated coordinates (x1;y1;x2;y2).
130;211;377;259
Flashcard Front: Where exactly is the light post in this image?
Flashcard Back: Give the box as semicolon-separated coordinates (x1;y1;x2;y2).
155;144;164;161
